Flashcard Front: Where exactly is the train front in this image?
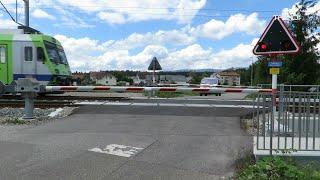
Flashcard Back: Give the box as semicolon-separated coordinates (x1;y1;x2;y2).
42;36;72;85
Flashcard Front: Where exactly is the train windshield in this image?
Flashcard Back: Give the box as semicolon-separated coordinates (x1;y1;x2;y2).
44;41;68;65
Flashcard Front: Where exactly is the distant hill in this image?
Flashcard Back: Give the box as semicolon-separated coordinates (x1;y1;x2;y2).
168;69;224;73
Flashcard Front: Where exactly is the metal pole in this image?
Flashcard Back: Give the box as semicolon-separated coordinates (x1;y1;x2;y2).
22;92;35;119
153;69;155;85
280;84;284;122
16;0;18;22
251;57;254;86
270;73;277;155
23;0;29;27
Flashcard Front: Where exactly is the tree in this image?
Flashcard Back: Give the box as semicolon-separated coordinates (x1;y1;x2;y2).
280;0;320;85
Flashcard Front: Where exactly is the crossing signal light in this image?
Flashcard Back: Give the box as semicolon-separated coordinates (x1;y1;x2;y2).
253;16;300;55
280;40;293;51
259;42;268;51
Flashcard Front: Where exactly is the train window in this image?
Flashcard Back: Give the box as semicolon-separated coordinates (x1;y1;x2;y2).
37;47;45;62
44;41;60;64
24;47;33;61
0;46;6;63
58;50;68;64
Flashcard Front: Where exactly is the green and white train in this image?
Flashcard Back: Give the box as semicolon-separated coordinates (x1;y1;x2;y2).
0;26;72;85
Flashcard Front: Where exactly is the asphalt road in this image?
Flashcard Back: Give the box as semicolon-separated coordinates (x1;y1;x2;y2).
0;104;253;180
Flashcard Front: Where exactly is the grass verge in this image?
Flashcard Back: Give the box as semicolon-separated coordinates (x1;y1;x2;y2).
144;91;199;98
244;92;259;100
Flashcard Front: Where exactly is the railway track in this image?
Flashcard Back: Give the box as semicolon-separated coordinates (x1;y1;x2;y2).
0;100;75;108
0;94;131;108
0;94;130;101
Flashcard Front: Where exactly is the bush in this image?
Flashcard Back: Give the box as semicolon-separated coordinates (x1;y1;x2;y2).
236;156;320;180
244;92;259;100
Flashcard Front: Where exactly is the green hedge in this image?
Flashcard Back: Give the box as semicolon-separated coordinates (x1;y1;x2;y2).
236;157;320;180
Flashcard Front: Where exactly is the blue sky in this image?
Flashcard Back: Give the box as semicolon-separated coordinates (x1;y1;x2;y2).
0;0;318;72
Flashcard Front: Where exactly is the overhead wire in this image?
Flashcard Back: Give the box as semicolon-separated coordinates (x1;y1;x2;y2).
2;1;282;14
0;0;23;26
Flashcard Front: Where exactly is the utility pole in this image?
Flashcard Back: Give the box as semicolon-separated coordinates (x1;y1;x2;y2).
23;0;29;27
250;57;254;87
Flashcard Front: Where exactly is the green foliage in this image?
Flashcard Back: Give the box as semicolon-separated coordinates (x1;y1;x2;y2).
3;118;27;125
236;156;320;180
236;68;252;86
239;0;319;86
155;92;184;98
189;72;210;84
244;92;259;100
280;0;320;85
190;75;203;84
112;71;133;84
152;91;198;98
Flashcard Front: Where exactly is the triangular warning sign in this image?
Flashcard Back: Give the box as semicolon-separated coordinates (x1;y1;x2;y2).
148;57;162;71
253;16;300;55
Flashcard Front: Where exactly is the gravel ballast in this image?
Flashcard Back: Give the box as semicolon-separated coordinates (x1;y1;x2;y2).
0;107;77;125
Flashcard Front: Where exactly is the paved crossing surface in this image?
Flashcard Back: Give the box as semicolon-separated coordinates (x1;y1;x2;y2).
0;104;253;180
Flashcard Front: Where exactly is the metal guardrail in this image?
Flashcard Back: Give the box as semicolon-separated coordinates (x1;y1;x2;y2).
254;91;320;153
257;84;320;93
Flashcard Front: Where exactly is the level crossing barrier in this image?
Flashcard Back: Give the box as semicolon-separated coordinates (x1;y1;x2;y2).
1;78;272;120
157;83;259;89
45;86;272;94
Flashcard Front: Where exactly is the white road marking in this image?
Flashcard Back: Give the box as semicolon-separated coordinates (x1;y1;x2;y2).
104;102;132;106
209;104;253;108
89;144;143;157
75;101;105;105
48;108;64;117
76;101;257;109
131;103;158;106
185;104;211;107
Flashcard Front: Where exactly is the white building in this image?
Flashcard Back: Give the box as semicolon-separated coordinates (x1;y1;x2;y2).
159;75;188;84
217;71;241;86
130;74;146;86
90;72;117;86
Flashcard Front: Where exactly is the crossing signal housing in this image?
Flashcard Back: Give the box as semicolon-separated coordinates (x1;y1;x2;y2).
253;16;300;55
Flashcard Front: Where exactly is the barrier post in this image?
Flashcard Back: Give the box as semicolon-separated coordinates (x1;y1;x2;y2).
22;92;36;119
15;78;41;120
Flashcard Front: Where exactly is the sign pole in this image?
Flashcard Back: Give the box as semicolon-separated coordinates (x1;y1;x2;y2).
270;56;278;155
253;15;301;156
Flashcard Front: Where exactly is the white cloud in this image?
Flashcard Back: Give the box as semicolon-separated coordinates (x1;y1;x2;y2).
163;42;257;70
174;0;207;24
54;0;207;24
32;9;55;20
55;34;256;72
97;12;126;24
103;28;196;50
0;14;17;29
190;13;266;40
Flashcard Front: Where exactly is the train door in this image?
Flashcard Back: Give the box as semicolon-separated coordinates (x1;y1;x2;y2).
36;46;45;76
0;45;8;84
21;43;37;78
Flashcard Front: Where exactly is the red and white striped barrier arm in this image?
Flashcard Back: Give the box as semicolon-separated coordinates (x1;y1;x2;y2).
45;86;146;92
45;86;272;93
157;83;259;89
